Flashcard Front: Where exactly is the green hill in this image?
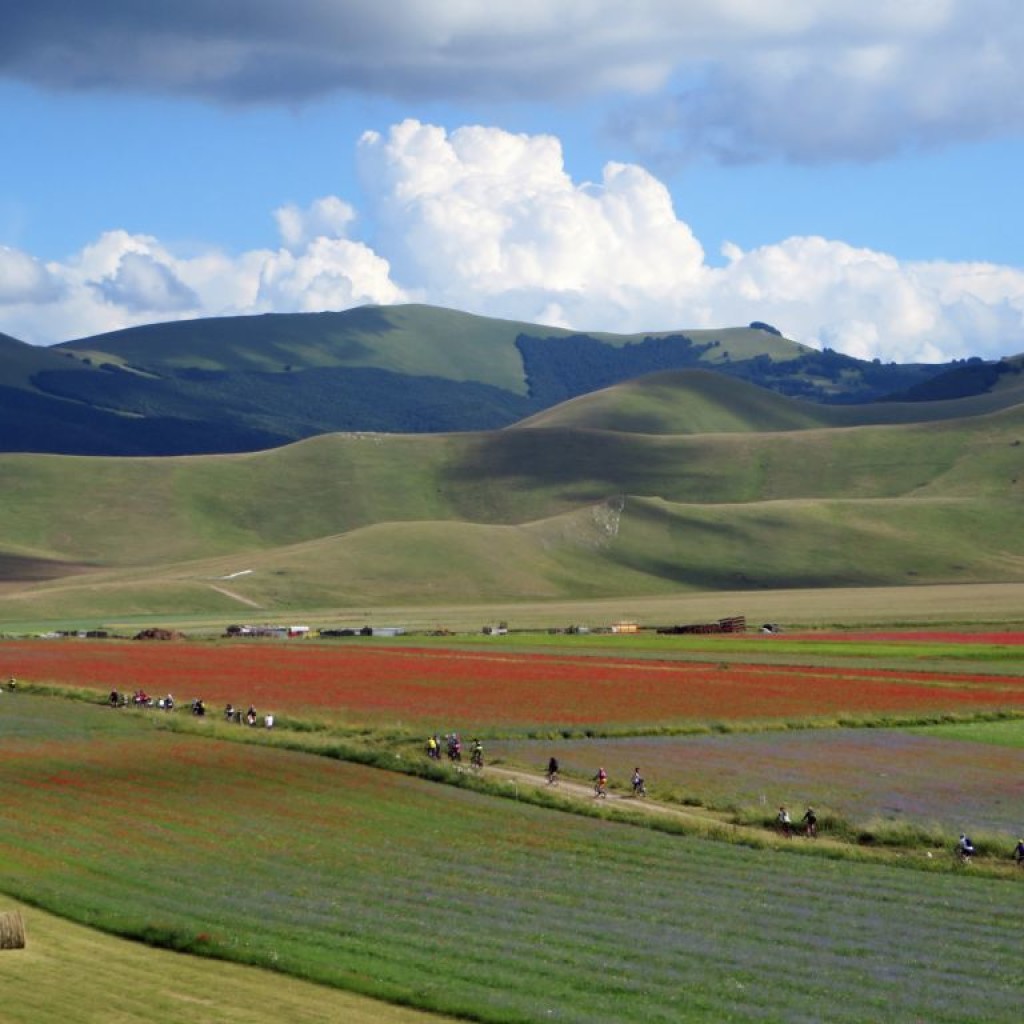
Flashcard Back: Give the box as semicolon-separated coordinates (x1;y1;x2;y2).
516;367;1024;434
1;366;1023;619
3;304;1008;455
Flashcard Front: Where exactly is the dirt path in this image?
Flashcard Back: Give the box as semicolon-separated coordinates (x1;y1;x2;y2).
488;765;765;833
482;765;975;871
208;585;262;608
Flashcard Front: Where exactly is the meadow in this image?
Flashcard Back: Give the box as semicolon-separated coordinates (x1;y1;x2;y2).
2;626;1023;1023
0;899;455;1024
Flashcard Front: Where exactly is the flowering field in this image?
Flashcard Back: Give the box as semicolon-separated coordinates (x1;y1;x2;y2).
490;727;1024;838
3;638;1024;731
0;695;1020;1024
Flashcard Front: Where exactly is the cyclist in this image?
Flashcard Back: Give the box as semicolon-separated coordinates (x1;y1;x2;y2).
631;767;646;797
801;807;818;838
956;833;975;863
777;806;793;837
546;756;559;785
470;739;484;769
594;767;608;798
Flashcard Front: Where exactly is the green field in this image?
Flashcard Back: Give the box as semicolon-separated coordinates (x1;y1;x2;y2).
0;900;455;1024
911;717;1024;747
0;695;1021;1023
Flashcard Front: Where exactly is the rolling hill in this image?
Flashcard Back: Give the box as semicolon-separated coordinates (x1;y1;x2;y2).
1;368;1022;620
3;303;1013;455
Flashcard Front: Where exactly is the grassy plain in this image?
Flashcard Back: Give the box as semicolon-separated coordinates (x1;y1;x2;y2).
0;900;455;1024
3;580;1024;641
0;696;1021;1024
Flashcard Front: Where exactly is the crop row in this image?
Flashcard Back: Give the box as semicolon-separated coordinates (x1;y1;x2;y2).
0;696;1020;1024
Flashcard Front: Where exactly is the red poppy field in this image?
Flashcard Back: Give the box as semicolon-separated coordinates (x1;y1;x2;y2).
4;636;1024;731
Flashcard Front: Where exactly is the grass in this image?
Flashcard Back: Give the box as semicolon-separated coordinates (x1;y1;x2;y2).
2;384;1024;619
911;717;1024;747
1;695;1022;1024
0;900;455;1024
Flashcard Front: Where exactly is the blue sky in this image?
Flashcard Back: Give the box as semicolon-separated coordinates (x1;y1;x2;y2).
2;1;1023;364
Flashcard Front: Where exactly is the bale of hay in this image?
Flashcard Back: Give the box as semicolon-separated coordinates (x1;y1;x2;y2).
0;910;26;949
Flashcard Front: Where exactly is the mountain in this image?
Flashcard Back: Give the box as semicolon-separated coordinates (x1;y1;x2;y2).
1;369;1022;618
2;304;1014;455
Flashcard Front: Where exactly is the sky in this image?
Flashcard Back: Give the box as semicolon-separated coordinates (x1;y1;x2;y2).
2;1;1023;364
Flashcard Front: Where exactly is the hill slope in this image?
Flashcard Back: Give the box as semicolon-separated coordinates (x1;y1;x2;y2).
515;366;1024;434
3;304;1009;455
1;367;1023;617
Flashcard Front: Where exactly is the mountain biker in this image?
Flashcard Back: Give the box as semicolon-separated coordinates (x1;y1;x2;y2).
631;767;646;797
956;834;975;862
1014;838;1024;867
471;739;483;768
777;806;793;837
594;767;608;798
801;807;818;837
546;757;559;785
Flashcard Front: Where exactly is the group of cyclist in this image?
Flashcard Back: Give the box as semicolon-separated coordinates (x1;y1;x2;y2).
426;733;484;769
426;743;1024;865
544;761;647;798
776;805;818;838
954;833;1024;866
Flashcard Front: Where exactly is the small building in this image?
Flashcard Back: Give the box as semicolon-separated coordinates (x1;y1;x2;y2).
611;621;639;634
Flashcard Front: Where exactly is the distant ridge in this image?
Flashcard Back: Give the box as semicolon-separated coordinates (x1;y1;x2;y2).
0;303;1020;455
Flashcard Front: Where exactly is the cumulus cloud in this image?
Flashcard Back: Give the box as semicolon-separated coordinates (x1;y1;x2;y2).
357;120;705;308
0;212;406;344
274;197;357;253
0;246;62;303
2;121;1023;362
255;236;404;311
3;2;1023;163
92;251;198;312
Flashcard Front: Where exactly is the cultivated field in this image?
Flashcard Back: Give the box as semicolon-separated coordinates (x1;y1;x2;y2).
0;696;1021;1024
1;623;1023;1022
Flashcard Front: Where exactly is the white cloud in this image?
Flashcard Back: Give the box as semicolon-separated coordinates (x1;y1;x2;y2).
255;237;405;311
93;251;198;312
0;246;62;303
0;219;405;344
274;197;357;252
357;120;705;306
2;121;1023;362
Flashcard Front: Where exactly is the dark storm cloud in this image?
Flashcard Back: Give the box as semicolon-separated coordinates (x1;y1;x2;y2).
0;0;611;103
3;1;1023;163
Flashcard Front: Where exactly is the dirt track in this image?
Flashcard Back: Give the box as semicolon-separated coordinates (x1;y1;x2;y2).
487;764;774;835
482;765;1002;873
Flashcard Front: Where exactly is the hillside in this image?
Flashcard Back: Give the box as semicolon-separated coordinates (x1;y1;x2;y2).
516;366;1024;434
1;368;1023;619
1;303;1007;455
